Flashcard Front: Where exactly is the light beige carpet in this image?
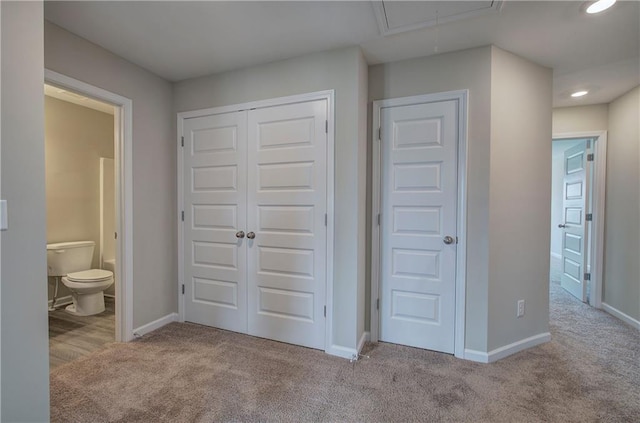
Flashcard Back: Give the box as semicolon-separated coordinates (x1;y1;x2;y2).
50;284;640;422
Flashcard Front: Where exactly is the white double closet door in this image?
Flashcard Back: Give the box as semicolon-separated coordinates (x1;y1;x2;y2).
182;99;328;350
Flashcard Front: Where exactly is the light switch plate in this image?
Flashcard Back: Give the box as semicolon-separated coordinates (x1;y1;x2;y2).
0;200;8;230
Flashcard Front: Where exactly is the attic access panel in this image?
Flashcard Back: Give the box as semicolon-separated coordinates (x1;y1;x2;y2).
373;1;503;36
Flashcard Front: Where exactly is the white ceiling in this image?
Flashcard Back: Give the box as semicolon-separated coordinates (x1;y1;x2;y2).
44;1;640;107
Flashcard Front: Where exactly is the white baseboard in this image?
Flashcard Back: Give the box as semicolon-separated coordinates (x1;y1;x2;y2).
326;331;371;360
550;252;562;260
357;331;370;354
602;303;640;330
326;344;359;360
464;332;551;363
463;349;489;363
48;295;72;308
132;312;179;337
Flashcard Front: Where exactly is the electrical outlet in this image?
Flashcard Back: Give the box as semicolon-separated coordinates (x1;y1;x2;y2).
517;300;525;317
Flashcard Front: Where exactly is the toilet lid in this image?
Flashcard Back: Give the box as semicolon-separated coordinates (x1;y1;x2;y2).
67;269;113;282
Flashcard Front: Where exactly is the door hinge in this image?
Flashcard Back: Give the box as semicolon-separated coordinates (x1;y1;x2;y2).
586;213;593;222
377;213;381;226
456;236;459;244
376;298;379;310
114;232;118;240
181;136;184;147
325;120;328;134
587;153;594;162
181;211;184;222
182;284;185;294
378;127;381;141
324;213;327;226
584;273;591;281
324;305;326;317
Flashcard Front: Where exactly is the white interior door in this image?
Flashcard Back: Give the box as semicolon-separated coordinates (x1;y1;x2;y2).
182;97;328;350
183;111;248;333
246;100;328;350
379;100;457;354
560;141;590;302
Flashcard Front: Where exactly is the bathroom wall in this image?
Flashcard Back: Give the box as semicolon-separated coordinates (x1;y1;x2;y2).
45;95;114;302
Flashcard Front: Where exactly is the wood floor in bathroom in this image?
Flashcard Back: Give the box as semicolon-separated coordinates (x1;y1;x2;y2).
49;297;115;370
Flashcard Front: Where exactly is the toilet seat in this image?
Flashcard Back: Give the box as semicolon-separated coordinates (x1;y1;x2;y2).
67;269;113;283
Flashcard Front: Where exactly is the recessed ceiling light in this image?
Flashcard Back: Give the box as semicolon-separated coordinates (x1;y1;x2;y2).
586;0;616;14
571;90;589;98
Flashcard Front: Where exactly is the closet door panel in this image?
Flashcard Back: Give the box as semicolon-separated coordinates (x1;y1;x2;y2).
183;111;248;333
247;99;327;350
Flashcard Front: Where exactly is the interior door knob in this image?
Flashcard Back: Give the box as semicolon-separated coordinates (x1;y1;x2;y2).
236;231;245;238
558;224;567;228
246;231;256;239
443;236;455;245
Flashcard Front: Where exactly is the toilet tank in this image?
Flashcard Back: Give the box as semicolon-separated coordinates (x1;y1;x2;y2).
46;241;95;276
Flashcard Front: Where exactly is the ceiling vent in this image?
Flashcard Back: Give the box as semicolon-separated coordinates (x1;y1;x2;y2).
372;1;504;36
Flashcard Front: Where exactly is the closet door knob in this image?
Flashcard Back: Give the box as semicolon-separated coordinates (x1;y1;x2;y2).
236;231;245;238
247;231;256;239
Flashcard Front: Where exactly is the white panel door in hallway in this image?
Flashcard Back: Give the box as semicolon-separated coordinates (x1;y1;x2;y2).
183;111;248;333
183;98;328;350
560;141;590;302
379;100;458;354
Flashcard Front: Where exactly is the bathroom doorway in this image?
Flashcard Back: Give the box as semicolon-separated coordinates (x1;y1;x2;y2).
45;84;116;367
44;70;133;369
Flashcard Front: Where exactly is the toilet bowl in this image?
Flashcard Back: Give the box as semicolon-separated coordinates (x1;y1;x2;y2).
61;269;114;316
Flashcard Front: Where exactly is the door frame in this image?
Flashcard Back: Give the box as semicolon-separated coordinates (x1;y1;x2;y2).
552;131;607;308
45;69;135;342
370;90;468;358
177;90;335;352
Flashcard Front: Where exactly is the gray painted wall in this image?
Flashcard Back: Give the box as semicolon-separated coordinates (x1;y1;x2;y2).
1;2;50;421
487;47;552;351
369;46;493;351
174;46;367;350
44;22;176;329
604;86;639;322
552;104;608;134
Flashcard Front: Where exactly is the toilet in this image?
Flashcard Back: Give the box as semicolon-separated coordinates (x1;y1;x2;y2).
46;241;114;316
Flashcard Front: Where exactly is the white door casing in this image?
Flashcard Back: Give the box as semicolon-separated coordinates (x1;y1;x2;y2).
247;100;328;349
560;141;590;302
181;93;331;351
183;111;248;333
379;99;458;354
